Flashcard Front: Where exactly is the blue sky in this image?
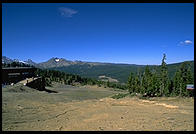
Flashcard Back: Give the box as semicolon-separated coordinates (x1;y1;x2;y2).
2;3;194;65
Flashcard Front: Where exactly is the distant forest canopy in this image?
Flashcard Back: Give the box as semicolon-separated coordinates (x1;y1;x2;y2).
49;60;194;83
35;68;127;90
2;61;127;90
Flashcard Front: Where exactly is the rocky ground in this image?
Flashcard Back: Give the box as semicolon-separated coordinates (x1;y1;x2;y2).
2;82;194;131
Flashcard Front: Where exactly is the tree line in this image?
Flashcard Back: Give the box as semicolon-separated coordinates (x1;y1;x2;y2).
2;61;127;90
34;68;127;90
127;54;194;97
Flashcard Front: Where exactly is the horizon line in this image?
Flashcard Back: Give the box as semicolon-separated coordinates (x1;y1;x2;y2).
2;56;194;66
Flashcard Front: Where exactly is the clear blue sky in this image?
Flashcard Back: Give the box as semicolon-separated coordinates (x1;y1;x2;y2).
2;3;194;65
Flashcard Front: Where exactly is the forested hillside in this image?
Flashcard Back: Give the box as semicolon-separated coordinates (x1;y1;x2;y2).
49;61;194;83
127;54;194;97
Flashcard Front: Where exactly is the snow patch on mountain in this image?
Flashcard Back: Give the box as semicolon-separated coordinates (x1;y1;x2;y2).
55;58;60;62
19;61;29;64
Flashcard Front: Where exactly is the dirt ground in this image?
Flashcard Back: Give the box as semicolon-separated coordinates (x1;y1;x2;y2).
2;82;194;131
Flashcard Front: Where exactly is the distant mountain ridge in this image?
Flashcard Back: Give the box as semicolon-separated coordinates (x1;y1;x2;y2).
2;56;14;64
24;59;36;66
37;57;73;68
2;56;194;83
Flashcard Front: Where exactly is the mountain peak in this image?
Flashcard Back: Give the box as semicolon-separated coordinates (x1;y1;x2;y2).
2;56;13;64
37;57;73;68
55;58;60;62
25;59;37;66
50;57;63;60
27;59;33;62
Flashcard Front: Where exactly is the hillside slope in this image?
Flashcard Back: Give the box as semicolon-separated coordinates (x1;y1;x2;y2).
2;56;194;83
49;61;194;83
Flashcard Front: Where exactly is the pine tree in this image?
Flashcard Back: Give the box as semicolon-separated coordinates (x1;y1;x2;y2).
150;71;160;96
160;53;170;96
186;62;194;84
127;72;135;93
141;65;152;95
173;70;180;96
133;75;140;93
172;62;194;96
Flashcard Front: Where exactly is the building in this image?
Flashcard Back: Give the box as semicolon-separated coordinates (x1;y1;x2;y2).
186;84;194;91
2;67;36;84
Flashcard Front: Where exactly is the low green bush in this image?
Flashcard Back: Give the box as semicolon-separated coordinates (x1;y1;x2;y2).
111;93;128;99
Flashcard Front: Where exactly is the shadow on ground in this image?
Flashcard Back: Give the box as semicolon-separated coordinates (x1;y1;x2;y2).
44;88;58;93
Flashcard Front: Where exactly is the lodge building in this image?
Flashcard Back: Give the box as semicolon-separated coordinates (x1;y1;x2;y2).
2;67;36;84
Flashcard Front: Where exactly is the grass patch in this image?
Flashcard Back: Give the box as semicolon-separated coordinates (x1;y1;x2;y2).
111;93;129;99
138;96;150;100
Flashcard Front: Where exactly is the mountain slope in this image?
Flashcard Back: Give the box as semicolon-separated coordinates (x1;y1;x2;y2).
24;59;37;66
36;57;107;68
2;56;194;83
2;56;14;64
37;57;73;68
49;61;194;83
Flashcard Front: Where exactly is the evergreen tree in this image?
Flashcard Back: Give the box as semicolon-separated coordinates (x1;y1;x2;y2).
186;62;194;84
127;72;135;93
140;65;152;95
133;75;140;93
149;71;160;96
173;62;194;96
107;80;110;87
173;70;180;96
159;54;170;96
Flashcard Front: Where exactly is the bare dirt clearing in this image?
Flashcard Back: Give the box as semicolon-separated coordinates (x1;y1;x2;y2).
2;83;194;131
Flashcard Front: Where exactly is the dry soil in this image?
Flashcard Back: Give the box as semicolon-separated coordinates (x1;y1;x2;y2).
2;82;194;131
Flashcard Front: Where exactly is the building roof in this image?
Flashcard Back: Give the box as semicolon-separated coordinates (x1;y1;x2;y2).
2;67;36;70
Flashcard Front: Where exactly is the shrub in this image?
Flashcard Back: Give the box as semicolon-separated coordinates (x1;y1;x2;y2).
111;93;128;99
